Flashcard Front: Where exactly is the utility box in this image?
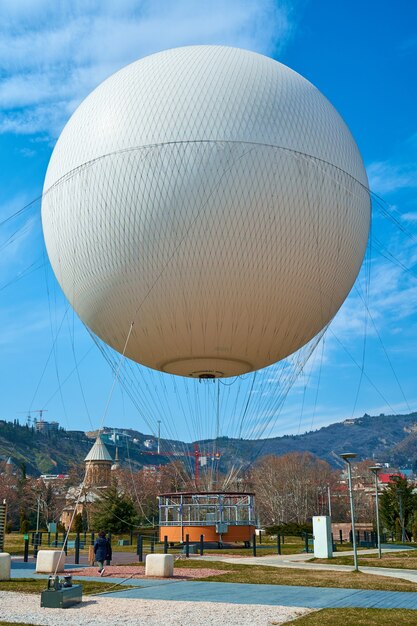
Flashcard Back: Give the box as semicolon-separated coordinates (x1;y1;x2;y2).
216;523;228;534
313;516;333;558
41;576;82;608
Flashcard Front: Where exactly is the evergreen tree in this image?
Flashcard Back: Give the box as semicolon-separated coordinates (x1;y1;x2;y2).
20;511;29;533
412;512;417;542
20;463;26;480
380;476;416;539
91;486;138;534
73;513;84;533
82;507;88;532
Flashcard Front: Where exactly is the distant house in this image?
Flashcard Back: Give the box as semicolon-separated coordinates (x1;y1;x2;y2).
35;420;59;433
378;471;405;488
40;474;69;482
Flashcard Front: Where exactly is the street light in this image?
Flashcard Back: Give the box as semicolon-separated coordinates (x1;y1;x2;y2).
369;466;382;559
340;452;358;572
327;485;332;518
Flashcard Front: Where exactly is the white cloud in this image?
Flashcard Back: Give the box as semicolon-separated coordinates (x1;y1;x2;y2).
402;211;417;222
367;160;417;195
0;0;295;137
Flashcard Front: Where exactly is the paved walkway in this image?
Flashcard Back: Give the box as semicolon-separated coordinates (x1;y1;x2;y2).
194;545;417;584
102;580;417;609
9;562;417;611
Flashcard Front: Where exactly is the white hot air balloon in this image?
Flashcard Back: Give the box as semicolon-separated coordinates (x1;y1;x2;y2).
42;46;370;379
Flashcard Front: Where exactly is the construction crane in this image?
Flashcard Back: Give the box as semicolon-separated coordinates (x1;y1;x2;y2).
140;444;221;486
17;410;48;426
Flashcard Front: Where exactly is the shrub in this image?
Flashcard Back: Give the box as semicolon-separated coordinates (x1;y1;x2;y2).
265;522;313;537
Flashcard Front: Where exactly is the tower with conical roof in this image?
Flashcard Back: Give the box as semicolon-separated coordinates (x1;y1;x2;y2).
84;435;112;488
4;457;14;476
111;446;120;472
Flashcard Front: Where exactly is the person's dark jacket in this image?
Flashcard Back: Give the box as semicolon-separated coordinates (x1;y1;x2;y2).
94;537;112;561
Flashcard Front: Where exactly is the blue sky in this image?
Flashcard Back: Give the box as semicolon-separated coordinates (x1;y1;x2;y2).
1;0;417;445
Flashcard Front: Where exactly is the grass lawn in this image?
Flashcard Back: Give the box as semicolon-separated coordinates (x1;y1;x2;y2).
0;578;133;596
0;623;43;626
313;551;417;569
290;608;417;625
173;559;417;592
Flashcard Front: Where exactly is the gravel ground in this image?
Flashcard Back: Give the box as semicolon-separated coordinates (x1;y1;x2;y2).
66;565;229;579
0;591;312;625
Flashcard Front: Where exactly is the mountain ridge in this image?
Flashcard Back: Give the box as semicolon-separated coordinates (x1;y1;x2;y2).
1;411;417;476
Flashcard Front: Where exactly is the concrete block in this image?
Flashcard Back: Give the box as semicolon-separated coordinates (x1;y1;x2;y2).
0;553;11;580
145;554;174;577
36;550;66;573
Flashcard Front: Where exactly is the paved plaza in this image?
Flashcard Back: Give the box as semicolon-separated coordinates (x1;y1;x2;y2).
8;559;417;611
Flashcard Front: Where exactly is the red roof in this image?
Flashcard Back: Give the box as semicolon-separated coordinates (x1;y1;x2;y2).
379;472;404;484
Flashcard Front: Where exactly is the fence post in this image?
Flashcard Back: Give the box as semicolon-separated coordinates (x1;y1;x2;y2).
339;529;343;544
200;534;204;556
24;537;29;562
91;531;95;546
106;533;112;565
33;533;39;558
130;529;133;546
304;532;309;554
31;531;35;546
259;530;262;544
164;536;168;554
277;534;281;555
55;530;58;547
75;533;80;565
137;534;143;562
252;533;257;557
150;536;155;554
185;534;190;558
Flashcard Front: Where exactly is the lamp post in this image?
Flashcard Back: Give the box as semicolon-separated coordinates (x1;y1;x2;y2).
369;466;382;558
327;485;332;518
340;452;358;572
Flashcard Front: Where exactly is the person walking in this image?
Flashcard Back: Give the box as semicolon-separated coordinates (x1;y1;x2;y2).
94;530;111;576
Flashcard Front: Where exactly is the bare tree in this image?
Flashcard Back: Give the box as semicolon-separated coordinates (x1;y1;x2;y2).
251;452;337;526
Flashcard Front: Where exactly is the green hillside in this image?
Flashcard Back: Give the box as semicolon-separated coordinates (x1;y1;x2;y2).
1;411;416;476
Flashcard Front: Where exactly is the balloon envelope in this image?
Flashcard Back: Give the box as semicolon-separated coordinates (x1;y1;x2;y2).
42;46;370;378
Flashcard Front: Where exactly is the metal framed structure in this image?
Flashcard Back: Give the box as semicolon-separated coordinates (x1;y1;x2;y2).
158;491;255;543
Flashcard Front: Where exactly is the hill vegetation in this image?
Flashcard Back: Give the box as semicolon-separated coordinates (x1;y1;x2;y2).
1;411;417;476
